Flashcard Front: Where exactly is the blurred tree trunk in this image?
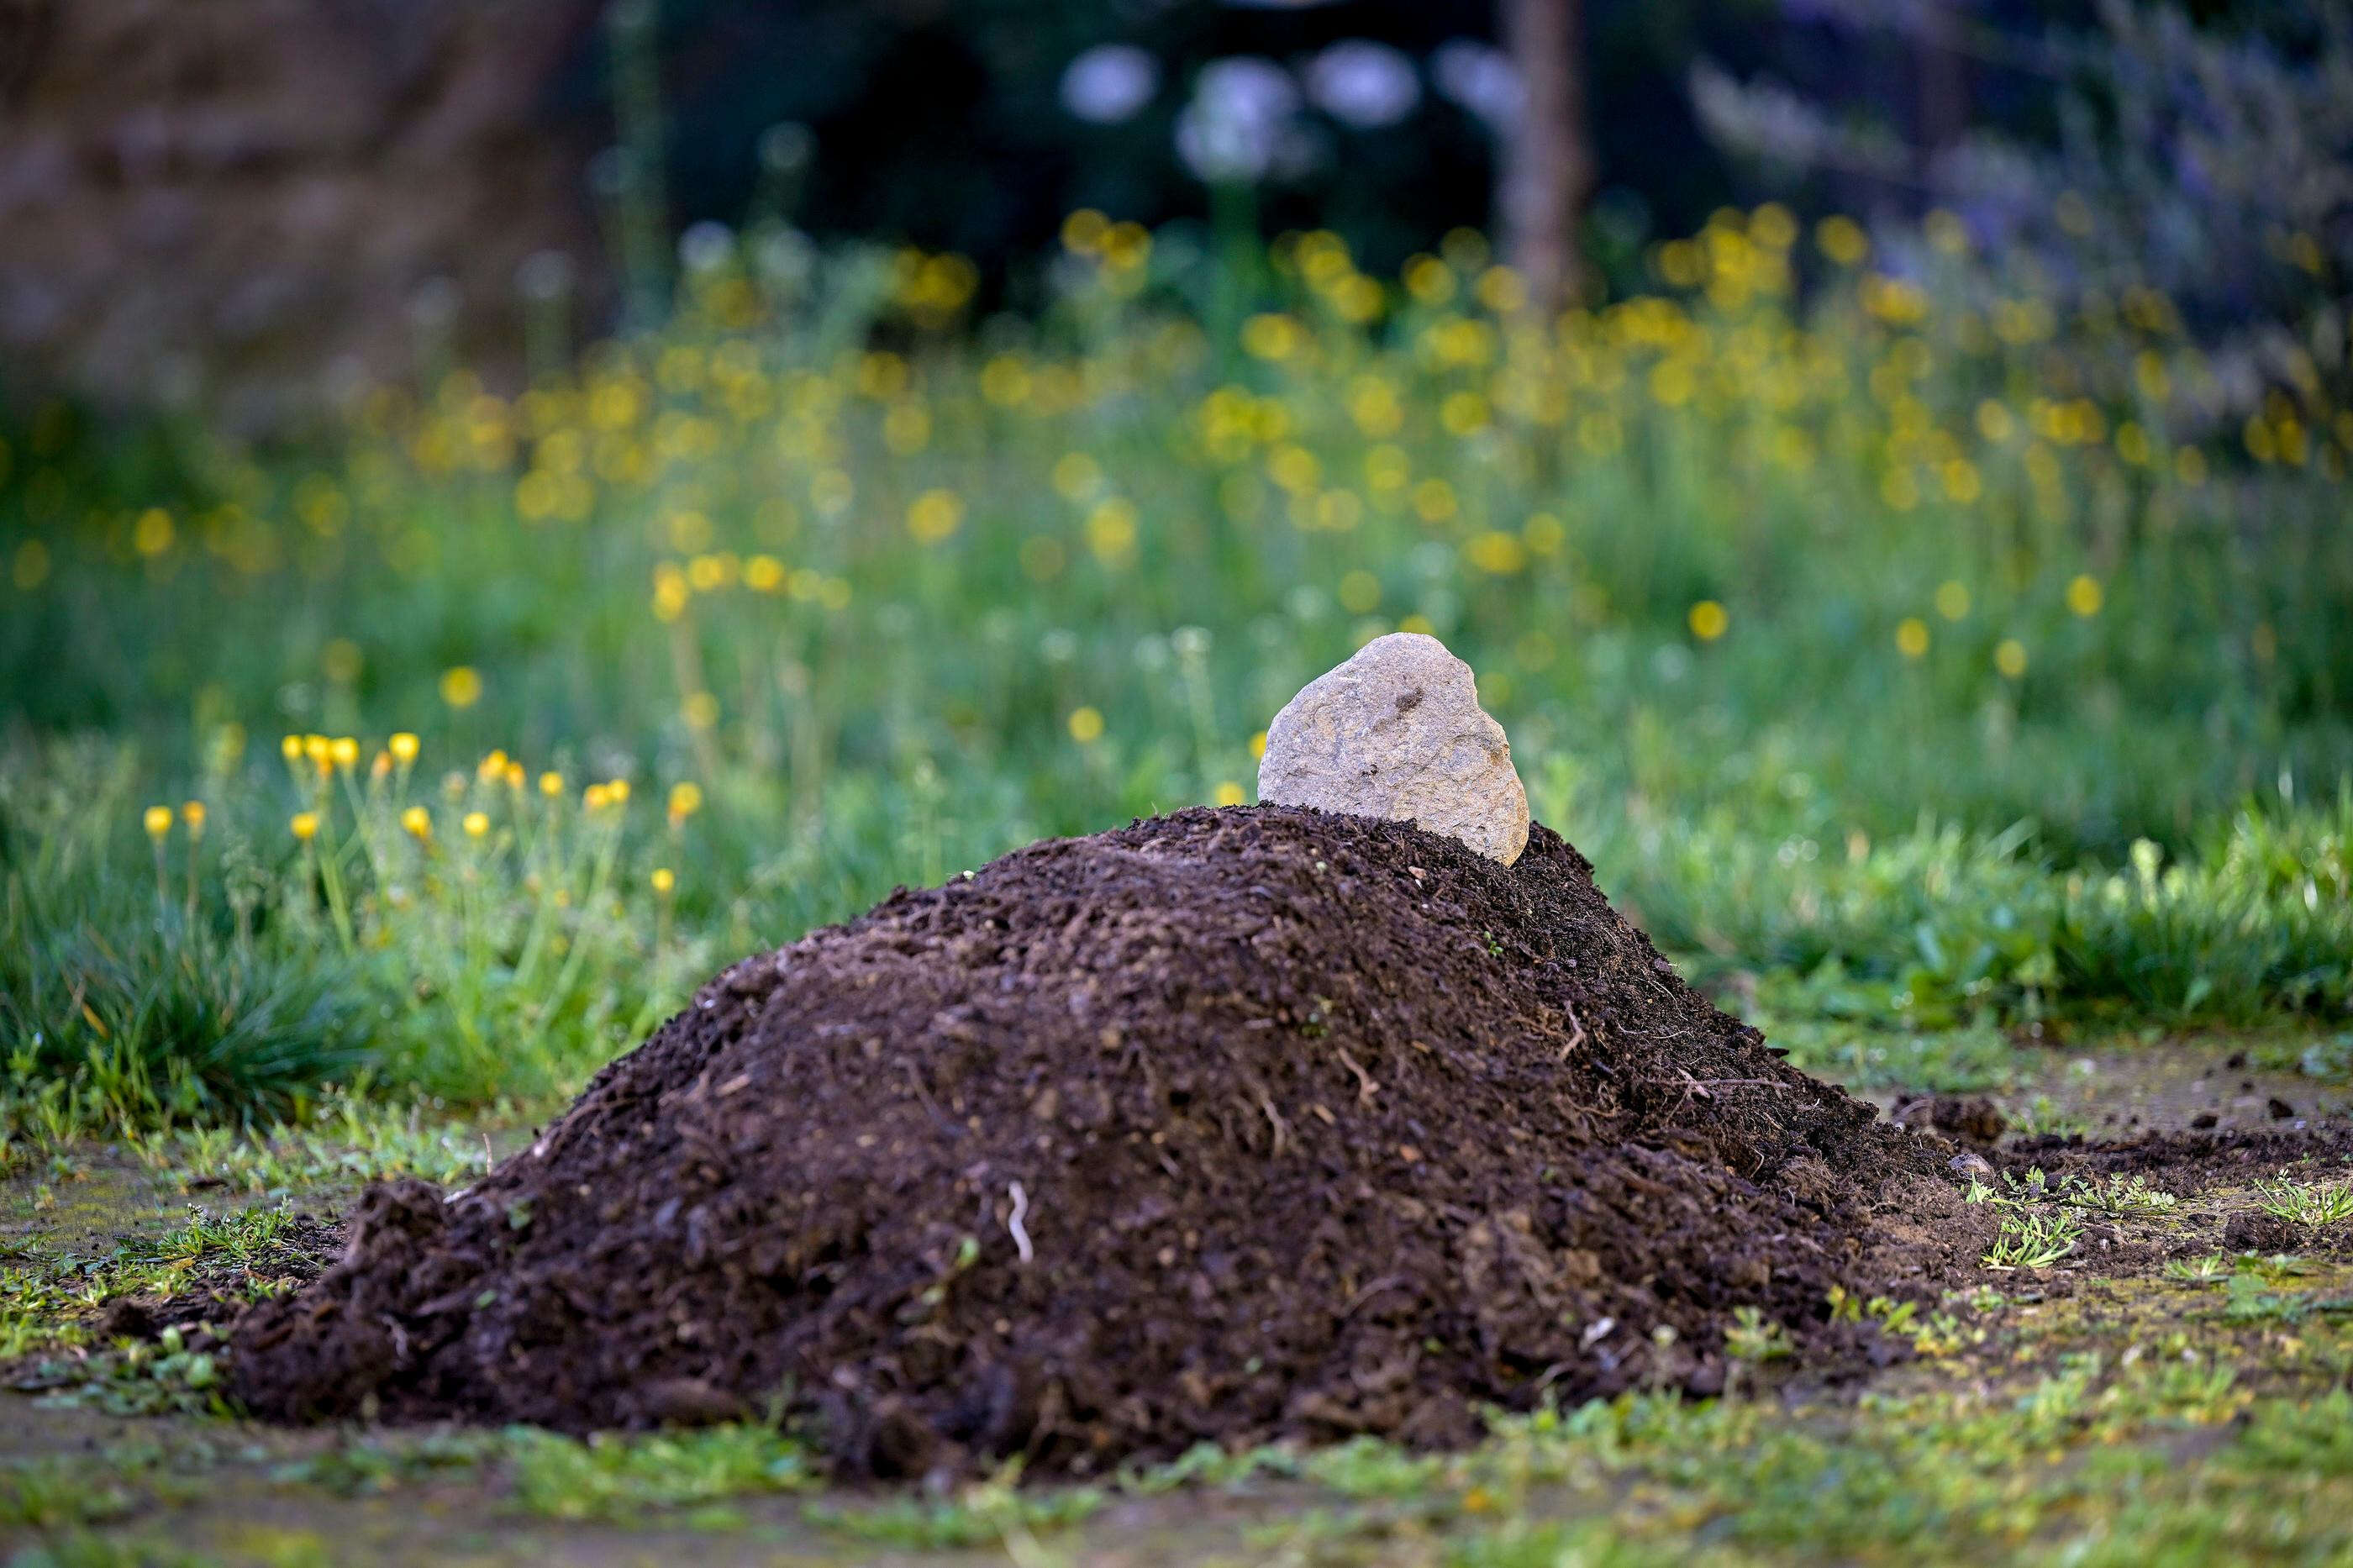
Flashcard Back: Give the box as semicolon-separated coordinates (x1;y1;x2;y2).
1498;0;1592;314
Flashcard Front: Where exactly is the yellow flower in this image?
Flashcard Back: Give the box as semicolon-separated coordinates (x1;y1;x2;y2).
1935;581;1971;621
1085;497;1139;566
1815;215;1869;266
1250;729;1269;760
650;866;676;895
2066;575;2103;617
1995;639;2029;679
143;804;173;839
651;562;689;622
440;666;483;709
331;736;360;771
1463;531;1527;575
606;779;631;805
1213;781;1247;807
583;783;612;813
462;811;489;839
132;508;175;557
667;781;703;823
291;812;319;842
401;806;432;839
503;761;524;791
303;734;331;768
1240;313;1303;362
1067;706;1105;744
389;732;420;765
182;801;206;839
540;771;564;797
371;751;392;781
1688;601;1729;642
281;734;303;762
478;750;509;781
1896;618;1931;658
906;488;965;545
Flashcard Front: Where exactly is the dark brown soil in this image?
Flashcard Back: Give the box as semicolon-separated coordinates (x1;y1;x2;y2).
229;806;1956;1476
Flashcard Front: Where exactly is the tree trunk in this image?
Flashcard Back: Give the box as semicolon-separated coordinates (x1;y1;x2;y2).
1498;0;1592;315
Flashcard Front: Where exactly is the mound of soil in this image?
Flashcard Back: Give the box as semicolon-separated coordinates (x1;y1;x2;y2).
230;807;1952;1476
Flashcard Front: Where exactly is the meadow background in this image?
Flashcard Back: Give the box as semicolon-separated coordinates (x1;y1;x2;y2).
3;0;2351;1147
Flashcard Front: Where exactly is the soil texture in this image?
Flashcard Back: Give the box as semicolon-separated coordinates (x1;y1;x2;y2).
230;807;1958;1476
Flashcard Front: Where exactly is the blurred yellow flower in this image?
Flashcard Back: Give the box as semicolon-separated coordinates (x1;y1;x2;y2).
1995;639;2029;679
1085;497;1138;566
389;732;420;765
583;783;612;813
744;554;786;592
607;779;632;804
1067;706;1105;744
291;812;319;842
682;691;719;729
1935;581;1971;621
1815;215;1868;266
1896;618;1930;658
1250;730;1269;760
540;771;564;798
907;489;965;545
143;804;173;839
1688;601;1729;642
401;806;431;839
1214;781;1247;807
133;508;175;557
1240;313;1303;362
440;666;482;708
1464;531;1527;575
651;866;676;895
462;811;489;839
667;781;703;823
1051;452;1103;502
182;801;206;838
2066;575;2104;617
1338;570;1382;614
330;736;360;771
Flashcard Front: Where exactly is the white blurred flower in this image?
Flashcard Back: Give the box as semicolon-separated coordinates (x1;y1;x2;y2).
1306;39;1419;129
1061;44;1161;125
677;221;736;274
1175;56;1303;183
1432;39;1523;135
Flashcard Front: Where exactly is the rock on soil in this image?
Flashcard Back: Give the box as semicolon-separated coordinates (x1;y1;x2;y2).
1258;633;1530;864
230;807;1948;1477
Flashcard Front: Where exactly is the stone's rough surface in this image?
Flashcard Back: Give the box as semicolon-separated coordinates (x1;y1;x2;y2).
1257;632;1530;864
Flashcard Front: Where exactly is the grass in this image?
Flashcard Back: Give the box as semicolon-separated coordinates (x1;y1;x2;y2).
7;1118;2353;1565
1;207;2349;1127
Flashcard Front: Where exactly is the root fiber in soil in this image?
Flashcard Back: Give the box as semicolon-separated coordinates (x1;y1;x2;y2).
230;806;1955;1476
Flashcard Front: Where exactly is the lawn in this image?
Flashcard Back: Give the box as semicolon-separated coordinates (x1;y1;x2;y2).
3;208;2351;1564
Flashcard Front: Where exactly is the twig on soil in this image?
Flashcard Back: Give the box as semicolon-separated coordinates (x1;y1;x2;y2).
1007;1181;1033;1265
1335;1046;1381;1105
1562;1000;1589;1058
1260;1094;1289;1155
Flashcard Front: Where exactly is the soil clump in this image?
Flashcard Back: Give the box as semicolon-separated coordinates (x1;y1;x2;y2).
230;806;1956;1476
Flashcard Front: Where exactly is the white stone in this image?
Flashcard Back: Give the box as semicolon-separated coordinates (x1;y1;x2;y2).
1256;632;1529;864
